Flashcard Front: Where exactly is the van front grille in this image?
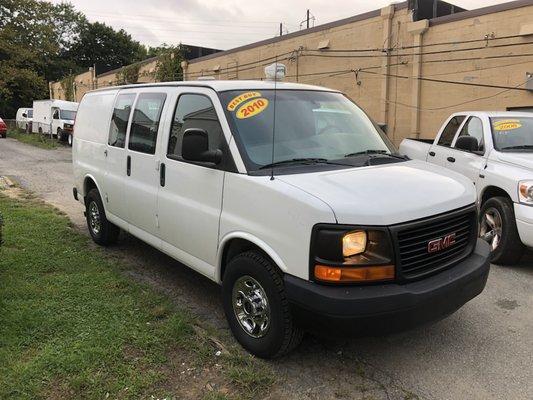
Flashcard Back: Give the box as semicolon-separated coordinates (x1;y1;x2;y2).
393;207;477;280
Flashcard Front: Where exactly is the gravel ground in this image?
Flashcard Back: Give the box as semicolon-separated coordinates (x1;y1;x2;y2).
1;137;532;400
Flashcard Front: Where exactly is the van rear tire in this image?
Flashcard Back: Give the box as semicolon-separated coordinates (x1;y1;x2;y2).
222;251;303;358
85;189;120;246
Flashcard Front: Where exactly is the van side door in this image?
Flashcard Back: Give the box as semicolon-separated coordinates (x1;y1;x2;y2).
104;92;136;224
428;115;467;167
124;90;169;243
157;88;233;277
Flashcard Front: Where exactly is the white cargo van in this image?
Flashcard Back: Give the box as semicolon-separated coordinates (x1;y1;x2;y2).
16;107;33;131
72;80;490;358
32;99;78;145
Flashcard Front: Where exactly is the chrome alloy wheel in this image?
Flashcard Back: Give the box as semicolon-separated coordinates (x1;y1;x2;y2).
480;207;503;251
232;275;270;338
88;201;101;235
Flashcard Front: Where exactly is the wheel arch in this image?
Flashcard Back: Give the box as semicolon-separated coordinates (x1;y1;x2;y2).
82;175;103;205
217;232;288;284
480;185;512;206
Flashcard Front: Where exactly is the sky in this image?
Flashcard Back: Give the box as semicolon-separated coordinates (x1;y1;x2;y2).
49;0;517;51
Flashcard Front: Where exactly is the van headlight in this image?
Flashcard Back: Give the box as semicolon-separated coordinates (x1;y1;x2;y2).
310;225;394;283
518;181;533;205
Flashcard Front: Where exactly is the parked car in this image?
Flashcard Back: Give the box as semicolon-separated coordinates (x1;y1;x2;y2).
16;107;33;131
32;99;78;145
400;112;533;265
0;117;7;138
72;80;490;358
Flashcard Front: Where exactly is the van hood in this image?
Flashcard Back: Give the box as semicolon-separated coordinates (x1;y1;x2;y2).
496;152;533;171
278;160;476;225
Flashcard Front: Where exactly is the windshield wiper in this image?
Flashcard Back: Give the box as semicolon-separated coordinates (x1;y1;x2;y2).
500;145;533;151
259;158;346;170
344;150;407;160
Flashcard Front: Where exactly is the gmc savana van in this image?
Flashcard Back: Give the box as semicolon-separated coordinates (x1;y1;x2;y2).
72;80;490;358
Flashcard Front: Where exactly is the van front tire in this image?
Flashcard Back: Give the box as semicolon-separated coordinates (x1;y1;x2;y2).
85;189;120;246
222;251;303;359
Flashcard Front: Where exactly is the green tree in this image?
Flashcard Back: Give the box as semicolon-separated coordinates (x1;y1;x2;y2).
152;45;183;82
68;21;147;75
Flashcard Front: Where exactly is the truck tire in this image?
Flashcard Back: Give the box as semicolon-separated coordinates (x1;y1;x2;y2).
222;250;303;358
57;128;63;142
480;196;524;265
85;188;120;246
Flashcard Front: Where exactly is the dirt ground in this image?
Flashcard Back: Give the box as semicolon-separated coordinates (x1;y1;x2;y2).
1;137;532;400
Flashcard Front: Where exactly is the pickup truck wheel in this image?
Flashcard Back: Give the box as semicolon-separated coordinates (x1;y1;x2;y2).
480;197;524;265
222;251;303;358
85;189;120;246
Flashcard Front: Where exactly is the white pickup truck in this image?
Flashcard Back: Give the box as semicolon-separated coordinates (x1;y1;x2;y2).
400;112;533;265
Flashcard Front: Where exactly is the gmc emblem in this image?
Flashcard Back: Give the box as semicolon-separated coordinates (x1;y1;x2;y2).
427;233;456;253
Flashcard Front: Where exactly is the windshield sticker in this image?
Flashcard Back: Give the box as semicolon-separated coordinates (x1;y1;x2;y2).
493;119;522;131
236;98;269;119
227;91;262;112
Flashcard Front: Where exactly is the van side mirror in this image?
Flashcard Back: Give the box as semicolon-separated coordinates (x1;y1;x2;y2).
182;128;222;165
22;113;27;118
455;136;480;153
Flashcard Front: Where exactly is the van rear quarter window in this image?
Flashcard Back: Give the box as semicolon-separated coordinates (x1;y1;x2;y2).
128;93;166;154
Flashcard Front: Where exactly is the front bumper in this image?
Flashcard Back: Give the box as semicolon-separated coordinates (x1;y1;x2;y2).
284;239;490;335
514;203;533;247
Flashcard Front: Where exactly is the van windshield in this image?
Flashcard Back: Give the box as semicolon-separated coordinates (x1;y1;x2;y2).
220;90;395;171
490;117;533;152
27;109;33;118
60;110;77;120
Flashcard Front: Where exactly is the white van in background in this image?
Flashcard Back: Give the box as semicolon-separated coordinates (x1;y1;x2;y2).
32;99;78;145
16;108;33;131
72;80;490;358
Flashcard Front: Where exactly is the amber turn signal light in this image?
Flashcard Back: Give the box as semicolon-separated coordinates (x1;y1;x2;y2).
314;264;395;283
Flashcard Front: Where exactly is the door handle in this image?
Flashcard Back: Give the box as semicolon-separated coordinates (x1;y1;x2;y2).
160;163;166;187
447;156;456;163
104;149;108;157
429;151;436;157
126;155;131;176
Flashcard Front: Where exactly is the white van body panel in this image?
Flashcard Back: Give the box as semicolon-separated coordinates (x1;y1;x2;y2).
279;160;476;226
219;173;336;281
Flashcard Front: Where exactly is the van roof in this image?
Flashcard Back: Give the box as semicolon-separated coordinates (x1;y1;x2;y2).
452;111;533;118
90;80;339;94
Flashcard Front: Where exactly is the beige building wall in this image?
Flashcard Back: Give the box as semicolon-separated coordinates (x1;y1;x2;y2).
184;1;533;146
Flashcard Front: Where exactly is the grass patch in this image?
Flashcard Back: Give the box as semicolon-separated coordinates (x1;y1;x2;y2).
0;193;274;399
7;129;59;150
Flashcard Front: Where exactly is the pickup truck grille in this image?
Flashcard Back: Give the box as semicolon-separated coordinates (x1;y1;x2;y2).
393;206;477;280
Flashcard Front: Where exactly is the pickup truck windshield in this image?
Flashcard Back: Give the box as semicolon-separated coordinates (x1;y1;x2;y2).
491;117;533;152
60;110;77;120
220;90;394;170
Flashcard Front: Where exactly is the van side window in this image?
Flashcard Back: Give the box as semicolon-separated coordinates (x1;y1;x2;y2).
437;116;465;147
128;93;166;154
109;93;136;148
455;117;484;152
167;94;223;158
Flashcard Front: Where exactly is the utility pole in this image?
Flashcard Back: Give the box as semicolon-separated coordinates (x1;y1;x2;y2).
306;9;310;29
280;22;283;36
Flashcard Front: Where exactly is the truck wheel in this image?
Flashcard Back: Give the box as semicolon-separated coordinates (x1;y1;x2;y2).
222;251;303;359
57;128;63;142
67;134;72;147
479;196;524;265
85;189;120;246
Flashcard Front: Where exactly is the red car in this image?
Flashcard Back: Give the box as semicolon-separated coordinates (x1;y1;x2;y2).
0;117;7;138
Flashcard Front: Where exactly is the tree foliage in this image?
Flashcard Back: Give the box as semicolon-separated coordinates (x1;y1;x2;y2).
153;45;184;82
0;0;147;117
